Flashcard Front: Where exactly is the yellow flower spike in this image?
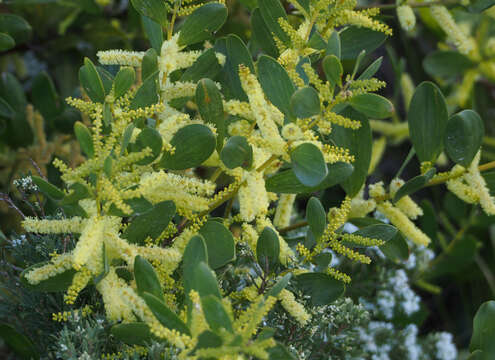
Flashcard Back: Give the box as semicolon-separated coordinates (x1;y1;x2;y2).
22;217;86;234
23;253;73;285
397;5;416;32
96;268;137;322
273;194;296;228
389;178;423;220
97;50;145;67
326;267;352;283
277;289;311;326
224;100;255;122
65;267;92;305
72;216;106;271
430;5;472;55
368;137;386;175
241;223;259;254
238;65;286;156
377;201;430;246
238;172;269;222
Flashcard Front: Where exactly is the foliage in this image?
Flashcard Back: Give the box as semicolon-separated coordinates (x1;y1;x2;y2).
1;0;495;359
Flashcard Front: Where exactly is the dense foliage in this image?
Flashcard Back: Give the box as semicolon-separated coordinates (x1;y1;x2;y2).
1;0;495;359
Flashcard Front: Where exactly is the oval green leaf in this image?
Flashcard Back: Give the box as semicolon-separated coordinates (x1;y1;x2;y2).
114;67;135;99
199;221;236;269
306;197;326;240
291;143;328;187
290;86;321;119
178;3;228;46
257;227;280;272
349;93;394;119
220;135;253;169
74;121;94;158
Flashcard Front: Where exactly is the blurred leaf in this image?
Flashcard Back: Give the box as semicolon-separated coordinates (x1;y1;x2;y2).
178;3;228;46
423;51;475;78
159;124;216;170
379;231;409;262
0;14;32;45
268;343;297;360
181;48;222;82
32;72;60;123
266;273;292;298
32;176;65;200
0;32;15;51
142;48;158;81
426;235;478;278
408;81;448;163
358;56;383;80
0;323;39;360
444;110;484;167
468;0;495;12
470;301;495;357
130;71;159;109
326;31;341;59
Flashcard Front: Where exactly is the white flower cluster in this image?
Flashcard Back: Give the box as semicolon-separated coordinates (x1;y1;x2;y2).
11;234;27;247
434;332;457;360
13;176;39;193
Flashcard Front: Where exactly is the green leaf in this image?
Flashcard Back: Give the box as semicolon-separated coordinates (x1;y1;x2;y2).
142;292;191;335
352;224;398;244
445;109;484;167
194;330;223;350
326;31;341;59
258;0;290;45
470;301;495;357
295;272;345;306
111;322;152;346
393;168;436;203
201;295;233;333
322;55;343;88
423;51;475;78
93;243;109;285
0;323;39;360
142;48;158;81
134;255;163;301
141;15;163;52
291;143;328;187
31;72;60;122
407;81;449;163
258;55;296;120
159;124;216;170
214;34;254;101
340;26;386;60
0;72;27;112
266;273;292;298
196;78;225;150
74;121;94;158
122;201;176;244
181;48;222;82
329;107;372;197
130;71;159;110
380;231;409;262
0;97;15;118
132;127;163;165
268;342;297;360
32;176;65;200
257;227;280;272
468;0;495;12
306;197;326;239
130;0;168;27
113;67;135;99
178;3;228;46
251;8;278;57
426;235;478;279
120;123;135;156
199;221;236;269
0;14;32;45
191;261;222;299
468;350;484;360
183;235;208;299
0;32;15;51
220;135;253;169
79;57;106;103
290;87;321;119
358;56;383;80
349;93;394;119
20;262;77;292
265;162;354;193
